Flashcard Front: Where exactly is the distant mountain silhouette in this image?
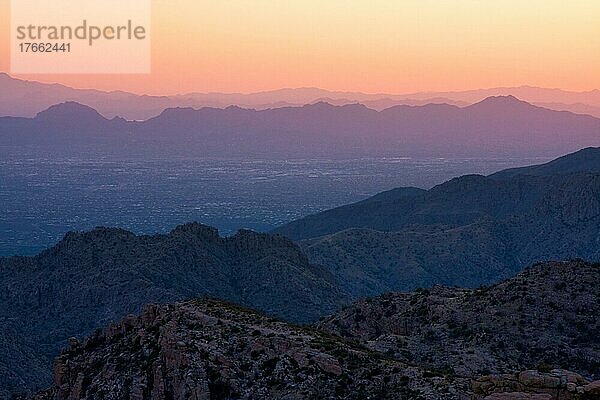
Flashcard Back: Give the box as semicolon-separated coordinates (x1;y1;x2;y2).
401;85;600;117
274;148;600;297
34;102;110;131
35;101;106;122
464;94;538;113
1;97;598;157
2;73;600;119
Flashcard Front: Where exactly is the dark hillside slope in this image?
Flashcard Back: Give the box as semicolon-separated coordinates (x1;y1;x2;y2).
319;260;600;380
302;173;600;296
491;147;600;178
274;148;600;241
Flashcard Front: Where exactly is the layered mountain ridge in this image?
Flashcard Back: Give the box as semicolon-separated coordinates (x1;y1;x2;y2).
1;96;599;157
2;149;600;398
2;72;600;119
0;223;346;397
274;148;600;297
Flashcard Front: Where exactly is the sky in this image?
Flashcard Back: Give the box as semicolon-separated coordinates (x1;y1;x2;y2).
1;0;599;95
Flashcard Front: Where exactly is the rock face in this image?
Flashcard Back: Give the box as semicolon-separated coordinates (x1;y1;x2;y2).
0;223;347;398
318;261;600;380
30;299;445;400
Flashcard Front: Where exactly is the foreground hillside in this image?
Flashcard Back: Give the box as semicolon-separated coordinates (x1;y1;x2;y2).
274;148;600;297
0;223;346;397
318;261;600;380
27;261;600;400
30;299;444;400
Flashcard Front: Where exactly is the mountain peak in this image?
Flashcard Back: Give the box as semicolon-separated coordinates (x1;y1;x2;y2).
155;106;197;118
464;95;542;115
303;100;337;110
35;101;106;122
224;104;248;111
473;94;529;106
340;102;370;111
303;101;370;113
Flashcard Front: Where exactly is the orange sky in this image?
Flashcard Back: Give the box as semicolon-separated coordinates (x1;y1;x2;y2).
1;0;599;95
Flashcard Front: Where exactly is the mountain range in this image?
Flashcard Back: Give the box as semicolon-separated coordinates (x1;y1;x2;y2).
3;73;600;119
274;147;600;297
276;147;600;239
2;148;600;398
1;96;599;157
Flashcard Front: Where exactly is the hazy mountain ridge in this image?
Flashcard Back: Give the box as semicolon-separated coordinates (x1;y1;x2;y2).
491;147;600;178
3;73;600;119
275;147;600;239
1;96;599;157
0;223;347;397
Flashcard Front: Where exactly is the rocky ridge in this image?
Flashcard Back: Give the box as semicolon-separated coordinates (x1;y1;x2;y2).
317;261;600;380
24;260;600;400
30;299;449;400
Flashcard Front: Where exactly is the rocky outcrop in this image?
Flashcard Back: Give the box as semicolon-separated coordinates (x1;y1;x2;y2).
30;299;446;400
16;260;600;400
472;370;600;400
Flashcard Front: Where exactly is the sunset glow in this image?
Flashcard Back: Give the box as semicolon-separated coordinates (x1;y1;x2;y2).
1;0;599;94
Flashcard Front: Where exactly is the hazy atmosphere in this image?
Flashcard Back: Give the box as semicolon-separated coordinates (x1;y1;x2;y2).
0;1;599;399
